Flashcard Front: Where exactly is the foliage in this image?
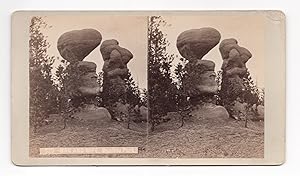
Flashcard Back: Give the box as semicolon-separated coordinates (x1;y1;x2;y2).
148;16;178;130
29;16;58;131
124;71;143;106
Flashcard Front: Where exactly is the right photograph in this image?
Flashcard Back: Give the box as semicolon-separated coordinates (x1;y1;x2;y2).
147;14;265;158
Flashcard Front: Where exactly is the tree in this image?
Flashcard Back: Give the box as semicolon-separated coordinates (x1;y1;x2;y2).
173;57;195;127
148;16;177;131
29;16;57;131
124;71;142;106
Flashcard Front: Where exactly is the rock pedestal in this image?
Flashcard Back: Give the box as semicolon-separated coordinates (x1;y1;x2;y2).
176;27;221;99
100;39;133;119
100;39;133;100
219;38;253;117
57;29;102;101
176;27;229;119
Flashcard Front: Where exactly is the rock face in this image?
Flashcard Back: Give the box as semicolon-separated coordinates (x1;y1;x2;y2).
100;39;133;119
176;27;221;97
177;28;221;61
57;29;102;63
57;29;102;101
219;38;253;117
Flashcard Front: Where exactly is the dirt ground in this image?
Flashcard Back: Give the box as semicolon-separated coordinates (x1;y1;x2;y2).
30;111;264;158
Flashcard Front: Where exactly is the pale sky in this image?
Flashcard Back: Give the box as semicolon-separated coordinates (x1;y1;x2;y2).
42;14;265;90
161;14;265;89
43;15;148;89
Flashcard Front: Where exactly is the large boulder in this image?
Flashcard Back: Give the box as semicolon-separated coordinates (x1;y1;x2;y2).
57;29;102;63
73;107;111;120
177;27;221;61
190;103;229;121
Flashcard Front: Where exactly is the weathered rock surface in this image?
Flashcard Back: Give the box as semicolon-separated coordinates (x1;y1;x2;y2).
177;28;221;61
73;106;112;120
219;38;252;77
57;29;102;63
219;38;253;119
190;103;229;120
183;60;218;96
177;27;221;96
100;39;133;115
176;27;229;121
76;61;100;97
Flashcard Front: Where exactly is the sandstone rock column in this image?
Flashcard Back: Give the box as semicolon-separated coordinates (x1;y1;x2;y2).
176;27;229;119
219;38;252;118
57;29;102;103
100;39;133;120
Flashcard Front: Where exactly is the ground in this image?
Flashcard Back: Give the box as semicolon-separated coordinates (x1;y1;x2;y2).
30;111;264;158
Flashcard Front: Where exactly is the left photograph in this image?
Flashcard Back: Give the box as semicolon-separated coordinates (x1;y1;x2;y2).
29;15;148;157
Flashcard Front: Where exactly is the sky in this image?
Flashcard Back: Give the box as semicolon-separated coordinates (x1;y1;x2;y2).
43;15;148;89
42;13;265;90
161;14;265;89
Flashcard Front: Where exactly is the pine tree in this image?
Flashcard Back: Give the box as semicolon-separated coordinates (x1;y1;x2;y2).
148;16;177;131
173;57;192;127
124;71;141;106
29;16;57;131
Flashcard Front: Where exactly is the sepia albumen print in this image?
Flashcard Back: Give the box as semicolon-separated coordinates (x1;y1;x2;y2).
27;13;266;159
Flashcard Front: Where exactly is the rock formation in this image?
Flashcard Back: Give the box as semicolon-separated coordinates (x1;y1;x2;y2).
177;27;220;99
57;29;102;100
177;28;221;61
219;38;252;118
219;38;252;82
100;39;133;119
57;29;102;63
100;39;133;101
176;27;229;119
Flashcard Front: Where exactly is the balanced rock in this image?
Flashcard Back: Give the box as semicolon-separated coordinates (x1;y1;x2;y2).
177;27;221;97
177;27;221;61
57;29;102;63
